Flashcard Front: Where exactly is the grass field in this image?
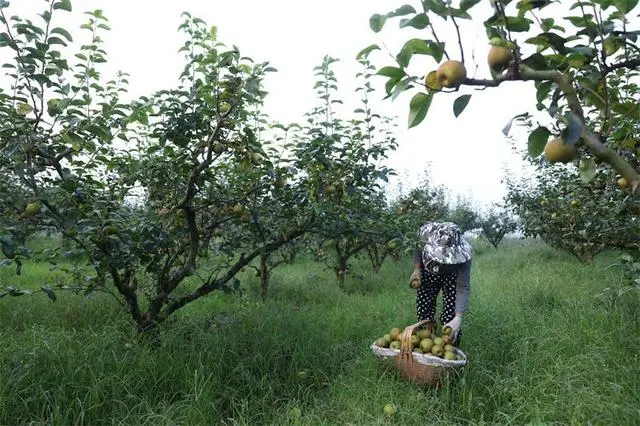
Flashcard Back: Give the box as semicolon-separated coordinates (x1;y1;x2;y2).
1;238;639;425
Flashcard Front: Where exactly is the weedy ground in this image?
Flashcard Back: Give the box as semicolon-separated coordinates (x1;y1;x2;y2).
1;238;639;425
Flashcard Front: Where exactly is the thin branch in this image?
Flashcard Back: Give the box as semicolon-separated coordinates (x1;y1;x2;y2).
0;8;40;118
594;5;608;67
33;1;55;131
527;9;543;28
602;58;640;74
449;10;464;64
494;1;520;77
421;2;449;61
589;4;612;136
622;20;630;70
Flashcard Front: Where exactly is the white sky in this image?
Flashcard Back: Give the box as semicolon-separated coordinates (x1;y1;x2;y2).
4;0;549;209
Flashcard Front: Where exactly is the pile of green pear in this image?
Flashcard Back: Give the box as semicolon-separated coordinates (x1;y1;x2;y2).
375;325;463;361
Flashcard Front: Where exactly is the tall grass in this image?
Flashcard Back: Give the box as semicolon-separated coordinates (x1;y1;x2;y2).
1;239;639;425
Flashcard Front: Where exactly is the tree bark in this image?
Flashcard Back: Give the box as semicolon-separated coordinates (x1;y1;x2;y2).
260;252;269;300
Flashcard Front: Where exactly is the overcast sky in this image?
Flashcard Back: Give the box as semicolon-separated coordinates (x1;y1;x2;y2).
4;0;550;209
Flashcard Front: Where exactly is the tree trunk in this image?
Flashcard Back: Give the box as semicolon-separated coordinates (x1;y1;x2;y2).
135;316;161;347
336;257;347;288
367;245;384;274
260;252;269;300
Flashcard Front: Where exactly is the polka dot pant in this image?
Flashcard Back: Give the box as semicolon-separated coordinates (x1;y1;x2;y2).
416;269;462;343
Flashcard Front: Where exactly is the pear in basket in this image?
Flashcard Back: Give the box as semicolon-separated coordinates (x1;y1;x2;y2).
431;344;445;357
417;329;431;340
441;334;453;345
444;351;457;360
410;334;421;347
389;341;401;350
389;327;401;341
375;337;389;348
420;338;434;353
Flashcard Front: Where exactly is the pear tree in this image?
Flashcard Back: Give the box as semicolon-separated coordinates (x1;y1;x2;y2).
292;56;399;287
0;1;314;333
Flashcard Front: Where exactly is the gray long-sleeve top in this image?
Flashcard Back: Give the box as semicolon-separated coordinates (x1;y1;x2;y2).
412;249;471;315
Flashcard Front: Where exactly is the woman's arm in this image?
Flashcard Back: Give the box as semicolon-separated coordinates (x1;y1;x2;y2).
454;260;472;315
412;249;423;269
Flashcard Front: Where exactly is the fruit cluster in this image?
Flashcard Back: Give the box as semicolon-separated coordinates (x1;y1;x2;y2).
374;325;462;361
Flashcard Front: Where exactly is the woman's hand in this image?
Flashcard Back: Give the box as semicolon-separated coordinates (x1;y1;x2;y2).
443;314;463;340
409;269;421;289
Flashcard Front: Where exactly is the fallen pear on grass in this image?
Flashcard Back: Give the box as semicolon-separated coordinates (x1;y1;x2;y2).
383;404;397;417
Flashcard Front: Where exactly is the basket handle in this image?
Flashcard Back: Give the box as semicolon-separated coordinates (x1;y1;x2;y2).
399;319;430;363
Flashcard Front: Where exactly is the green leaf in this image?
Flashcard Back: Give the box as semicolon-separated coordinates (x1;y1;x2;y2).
453;94;471;117
535;80;553;103
369;14;386;32
396;39;444;68
563;112;584;144
566;52;588;68
399;14;429;29
460;0;482;12
61;131;86;151
486;15;532;32
0;32;11;47
386;77;412;101
389;4;417;17
522;53;549;70
384;77;402;96
516;0;552;12
564;15;591;27
423;0;448;15
578;158;597;183
51;27;73;42
528;126;550;157
612;102;640;119
613;0;639;13
408;92;433;128
570;45;596;57
505;16;532;31
47;36;67;46
356;44;380;59
525;32;569;54
53;0;72;11
603;36;623;56
84;124;112;141
450;8;472;19
376;66;406;79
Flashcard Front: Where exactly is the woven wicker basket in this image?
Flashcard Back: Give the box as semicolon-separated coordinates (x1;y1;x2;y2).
371;319;468;387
